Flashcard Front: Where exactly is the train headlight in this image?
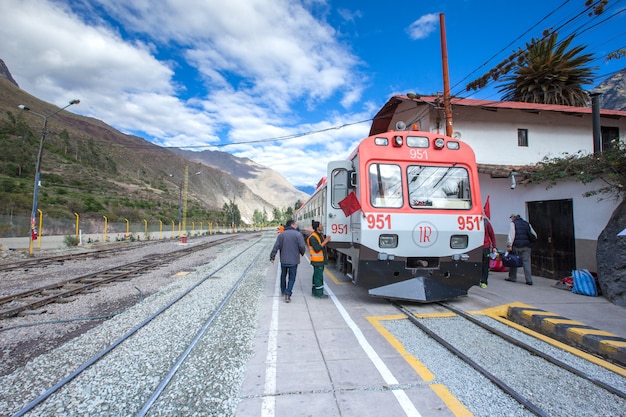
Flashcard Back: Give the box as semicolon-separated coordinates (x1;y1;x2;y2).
375;137;388;146
393;136;403;147
450;235;468;249
446;141;460;150
379;234;398;248
406;136;429;148
434;138;445;149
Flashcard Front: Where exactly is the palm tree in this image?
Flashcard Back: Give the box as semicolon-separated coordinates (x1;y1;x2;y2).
498;33;596;106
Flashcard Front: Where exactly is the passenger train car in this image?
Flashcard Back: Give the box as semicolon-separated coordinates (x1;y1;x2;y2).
295;122;484;302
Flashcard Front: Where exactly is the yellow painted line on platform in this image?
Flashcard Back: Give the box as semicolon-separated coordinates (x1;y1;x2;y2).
367;315;474;417
471;303;626;377
467;301;531;317
367;315;435;382
325;268;351;285
430;384;473;417
174;271;190;277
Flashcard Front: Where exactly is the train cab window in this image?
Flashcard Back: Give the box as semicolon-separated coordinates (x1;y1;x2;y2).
369;164;403;208
331;168;349;208
407;165;472;209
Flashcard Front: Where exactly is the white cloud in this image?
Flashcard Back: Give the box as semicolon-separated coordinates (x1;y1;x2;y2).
0;0;372;188
406;13;440;40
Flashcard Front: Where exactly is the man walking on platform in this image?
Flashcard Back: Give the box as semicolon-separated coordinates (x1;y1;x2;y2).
307;220;331;298
270;219;306;303
506;214;537;286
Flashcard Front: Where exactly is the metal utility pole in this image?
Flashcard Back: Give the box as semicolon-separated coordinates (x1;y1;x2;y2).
439;13;453;137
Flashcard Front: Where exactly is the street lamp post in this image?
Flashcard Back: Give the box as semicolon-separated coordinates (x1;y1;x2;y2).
18;99;80;255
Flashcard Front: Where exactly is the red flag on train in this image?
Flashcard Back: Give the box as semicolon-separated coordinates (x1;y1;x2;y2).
483;195;491;219
338;191;361;216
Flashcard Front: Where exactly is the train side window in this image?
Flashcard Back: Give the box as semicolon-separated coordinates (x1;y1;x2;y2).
331;168;349;208
369;163;403;208
407;165;472;209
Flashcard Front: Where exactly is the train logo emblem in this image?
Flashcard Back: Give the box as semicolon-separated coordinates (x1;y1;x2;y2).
412;221;438;247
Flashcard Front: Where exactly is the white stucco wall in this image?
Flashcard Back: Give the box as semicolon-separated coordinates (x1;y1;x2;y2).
396;100;626;166
451;106;604;164
480;176;616;240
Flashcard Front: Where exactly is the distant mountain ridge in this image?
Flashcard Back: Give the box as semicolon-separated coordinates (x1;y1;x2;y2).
172;149;309;211
595;68;626;111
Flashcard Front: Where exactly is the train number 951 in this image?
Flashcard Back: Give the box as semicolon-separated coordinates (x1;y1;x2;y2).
457;215;481;231
331;224;348;234
366;214;391;229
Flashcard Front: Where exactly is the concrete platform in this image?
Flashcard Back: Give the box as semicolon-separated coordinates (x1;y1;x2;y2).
235;261;626;417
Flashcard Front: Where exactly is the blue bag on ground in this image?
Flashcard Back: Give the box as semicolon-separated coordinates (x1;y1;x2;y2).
571;269;598;297
502;254;523;268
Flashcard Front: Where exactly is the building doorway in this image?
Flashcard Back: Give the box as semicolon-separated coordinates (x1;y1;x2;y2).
527;199;575;279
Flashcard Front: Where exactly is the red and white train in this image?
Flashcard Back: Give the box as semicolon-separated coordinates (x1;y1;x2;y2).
295;121;484;302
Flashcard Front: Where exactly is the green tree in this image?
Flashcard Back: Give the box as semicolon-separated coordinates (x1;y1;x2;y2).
528;143;625;200
498;33;595;106
272;207;281;223
222;200;241;226
284;206;294;221
465;0;611;105
253;209;264;225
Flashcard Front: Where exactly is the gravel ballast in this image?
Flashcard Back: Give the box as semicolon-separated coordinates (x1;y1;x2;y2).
1;234;271;416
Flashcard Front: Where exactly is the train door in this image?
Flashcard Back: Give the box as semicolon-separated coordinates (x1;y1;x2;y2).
326;161;353;243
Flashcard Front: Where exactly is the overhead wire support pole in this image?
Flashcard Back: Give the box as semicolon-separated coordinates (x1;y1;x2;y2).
182;165;189;235
18;99;80;255
439;13;454;137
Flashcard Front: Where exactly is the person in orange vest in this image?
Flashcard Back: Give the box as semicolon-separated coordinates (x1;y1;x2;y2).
307;220;331;298
278;224;284;234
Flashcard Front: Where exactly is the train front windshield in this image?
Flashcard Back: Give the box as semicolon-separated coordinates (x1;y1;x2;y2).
408;165;471;209
368;163;472;210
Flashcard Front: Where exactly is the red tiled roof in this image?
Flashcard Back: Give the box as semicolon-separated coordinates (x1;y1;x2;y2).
405;95;626;118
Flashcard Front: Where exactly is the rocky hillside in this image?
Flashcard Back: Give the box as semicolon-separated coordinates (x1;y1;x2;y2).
0;61;307;224
595;67;626;111
172;149;309;211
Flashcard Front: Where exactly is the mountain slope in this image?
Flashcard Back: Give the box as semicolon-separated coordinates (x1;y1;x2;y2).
595;68;626;111
0;68;306;225
172;149;309;211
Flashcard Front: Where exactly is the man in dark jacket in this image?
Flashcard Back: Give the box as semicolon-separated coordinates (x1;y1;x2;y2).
270;219;306;302
505;214;536;285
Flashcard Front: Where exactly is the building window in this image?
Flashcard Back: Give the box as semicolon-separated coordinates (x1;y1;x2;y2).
600;126;619;152
517;128;528;147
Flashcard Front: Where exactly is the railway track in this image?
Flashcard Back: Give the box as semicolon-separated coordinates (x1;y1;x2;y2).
0;235;240;319
392;301;626;417
6;236;267;417
0;239;168;272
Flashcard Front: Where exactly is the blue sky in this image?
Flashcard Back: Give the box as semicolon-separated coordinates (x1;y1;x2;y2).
1;0;624;194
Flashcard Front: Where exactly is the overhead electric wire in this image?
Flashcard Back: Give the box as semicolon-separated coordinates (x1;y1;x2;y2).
449;0;573;93
450;0;625;99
